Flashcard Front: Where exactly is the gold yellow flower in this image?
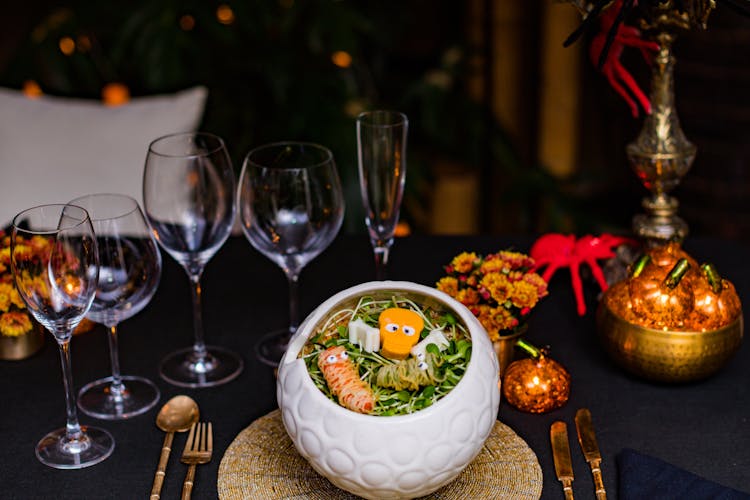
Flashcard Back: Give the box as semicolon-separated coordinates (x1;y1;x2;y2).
30;235;52;253
0;283;11;312
0;311;33;337
0;282;23;312
474;305;496;336
475;305;516;341
0;250;9;274
10;286;25;309
436;276;459;297
480;273;513;304
11;244;32;262
456;288;480;306
498;250;530;269
0;247;11;268
489;306;517;331
510;280;539;309
524;273;549;296
479;258;505;275
450;252;478;273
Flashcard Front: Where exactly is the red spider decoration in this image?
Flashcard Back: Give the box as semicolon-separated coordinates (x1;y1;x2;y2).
530;233;635;316
590;0;661;117
565;0;661;118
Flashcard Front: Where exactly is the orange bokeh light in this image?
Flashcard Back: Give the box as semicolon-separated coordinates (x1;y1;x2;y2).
76;35;92;52
216;4;235;25
102;83;130;107
180;15;196;31
59;36;75;56
331;51;352;68
394;221;411;238
23;80;43;99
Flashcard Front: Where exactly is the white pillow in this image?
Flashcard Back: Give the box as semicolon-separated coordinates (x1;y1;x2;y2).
0;86;207;227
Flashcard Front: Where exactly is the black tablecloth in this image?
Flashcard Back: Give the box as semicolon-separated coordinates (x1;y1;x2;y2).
2;234;749;499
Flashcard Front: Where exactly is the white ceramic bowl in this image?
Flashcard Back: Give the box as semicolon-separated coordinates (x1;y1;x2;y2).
277;281;500;500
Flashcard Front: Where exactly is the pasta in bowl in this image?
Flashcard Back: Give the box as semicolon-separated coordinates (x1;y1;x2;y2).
277;281;500;500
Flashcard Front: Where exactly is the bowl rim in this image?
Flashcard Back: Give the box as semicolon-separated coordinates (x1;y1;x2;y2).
279;280;496;422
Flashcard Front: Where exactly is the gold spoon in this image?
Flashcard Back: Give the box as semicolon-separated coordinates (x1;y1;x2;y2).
150;395;199;499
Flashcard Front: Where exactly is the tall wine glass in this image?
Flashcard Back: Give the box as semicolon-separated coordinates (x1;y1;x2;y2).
356;110;408;280
72;194;162;419
143;132;243;388
238;142;344;366
11;204;114;469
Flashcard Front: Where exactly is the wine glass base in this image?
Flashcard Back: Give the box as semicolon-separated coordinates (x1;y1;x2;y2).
36;426;115;469
159;345;243;388
255;329;292;367
77;375;161;420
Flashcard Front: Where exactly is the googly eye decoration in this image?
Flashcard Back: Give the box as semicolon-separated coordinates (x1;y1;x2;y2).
378;307;425;360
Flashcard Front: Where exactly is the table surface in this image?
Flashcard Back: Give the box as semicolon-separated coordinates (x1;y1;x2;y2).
2;234;749;499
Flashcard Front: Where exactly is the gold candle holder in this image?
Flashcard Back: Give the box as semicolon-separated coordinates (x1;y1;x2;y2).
627;1;716;245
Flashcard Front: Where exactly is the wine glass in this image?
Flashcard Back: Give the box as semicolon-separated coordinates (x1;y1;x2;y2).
72;194;162;419
238;142;344;366
11;204;114;469
143;132;243;388
356;110;408;280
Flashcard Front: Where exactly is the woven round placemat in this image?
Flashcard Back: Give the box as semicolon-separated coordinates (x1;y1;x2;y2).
218;409;542;500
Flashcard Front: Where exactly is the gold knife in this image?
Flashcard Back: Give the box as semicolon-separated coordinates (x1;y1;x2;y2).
550;421;575;500
575;408;607;500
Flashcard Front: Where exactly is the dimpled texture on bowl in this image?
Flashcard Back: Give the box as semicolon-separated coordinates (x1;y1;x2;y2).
277;281;501;500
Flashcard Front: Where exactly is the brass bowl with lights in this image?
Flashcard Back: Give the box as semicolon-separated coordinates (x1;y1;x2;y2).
596;299;743;383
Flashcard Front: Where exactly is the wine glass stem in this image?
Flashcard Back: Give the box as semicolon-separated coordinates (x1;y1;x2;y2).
190;275;208;357
373;245;391;280
57;336;83;440
286;271;300;335
106;324;126;400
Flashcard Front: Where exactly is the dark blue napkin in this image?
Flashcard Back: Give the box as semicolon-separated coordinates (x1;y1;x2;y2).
618;448;750;500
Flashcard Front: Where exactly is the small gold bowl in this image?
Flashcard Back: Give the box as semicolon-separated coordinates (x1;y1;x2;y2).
596;301;743;383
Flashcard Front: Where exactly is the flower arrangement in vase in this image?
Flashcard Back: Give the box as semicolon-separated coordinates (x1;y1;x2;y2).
0;231;45;359
437;250;548;375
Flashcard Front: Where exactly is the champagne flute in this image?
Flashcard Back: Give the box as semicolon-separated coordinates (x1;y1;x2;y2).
238;142;344;366
11;204;114;469
143;132;243;388
73;194;162;419
356;110;408;280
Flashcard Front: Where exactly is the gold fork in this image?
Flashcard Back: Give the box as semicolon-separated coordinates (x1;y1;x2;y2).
180;422;213;500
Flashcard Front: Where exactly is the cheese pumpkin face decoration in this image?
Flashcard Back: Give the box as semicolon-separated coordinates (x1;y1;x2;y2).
379;307;424;359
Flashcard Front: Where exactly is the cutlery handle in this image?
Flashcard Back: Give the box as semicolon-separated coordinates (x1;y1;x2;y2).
150;431;174;500
591;461;606;500
562;479;574;500
181;464;197;500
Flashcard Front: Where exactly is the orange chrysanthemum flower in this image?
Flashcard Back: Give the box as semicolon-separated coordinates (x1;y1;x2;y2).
0;283;11;312
438;248;547;342
450;252;478;274
480;273;513;304
479;258;505;275
456;288;480;306
510;281;539;309
436;276;459;297
524;273;549;297
0;311;33;337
